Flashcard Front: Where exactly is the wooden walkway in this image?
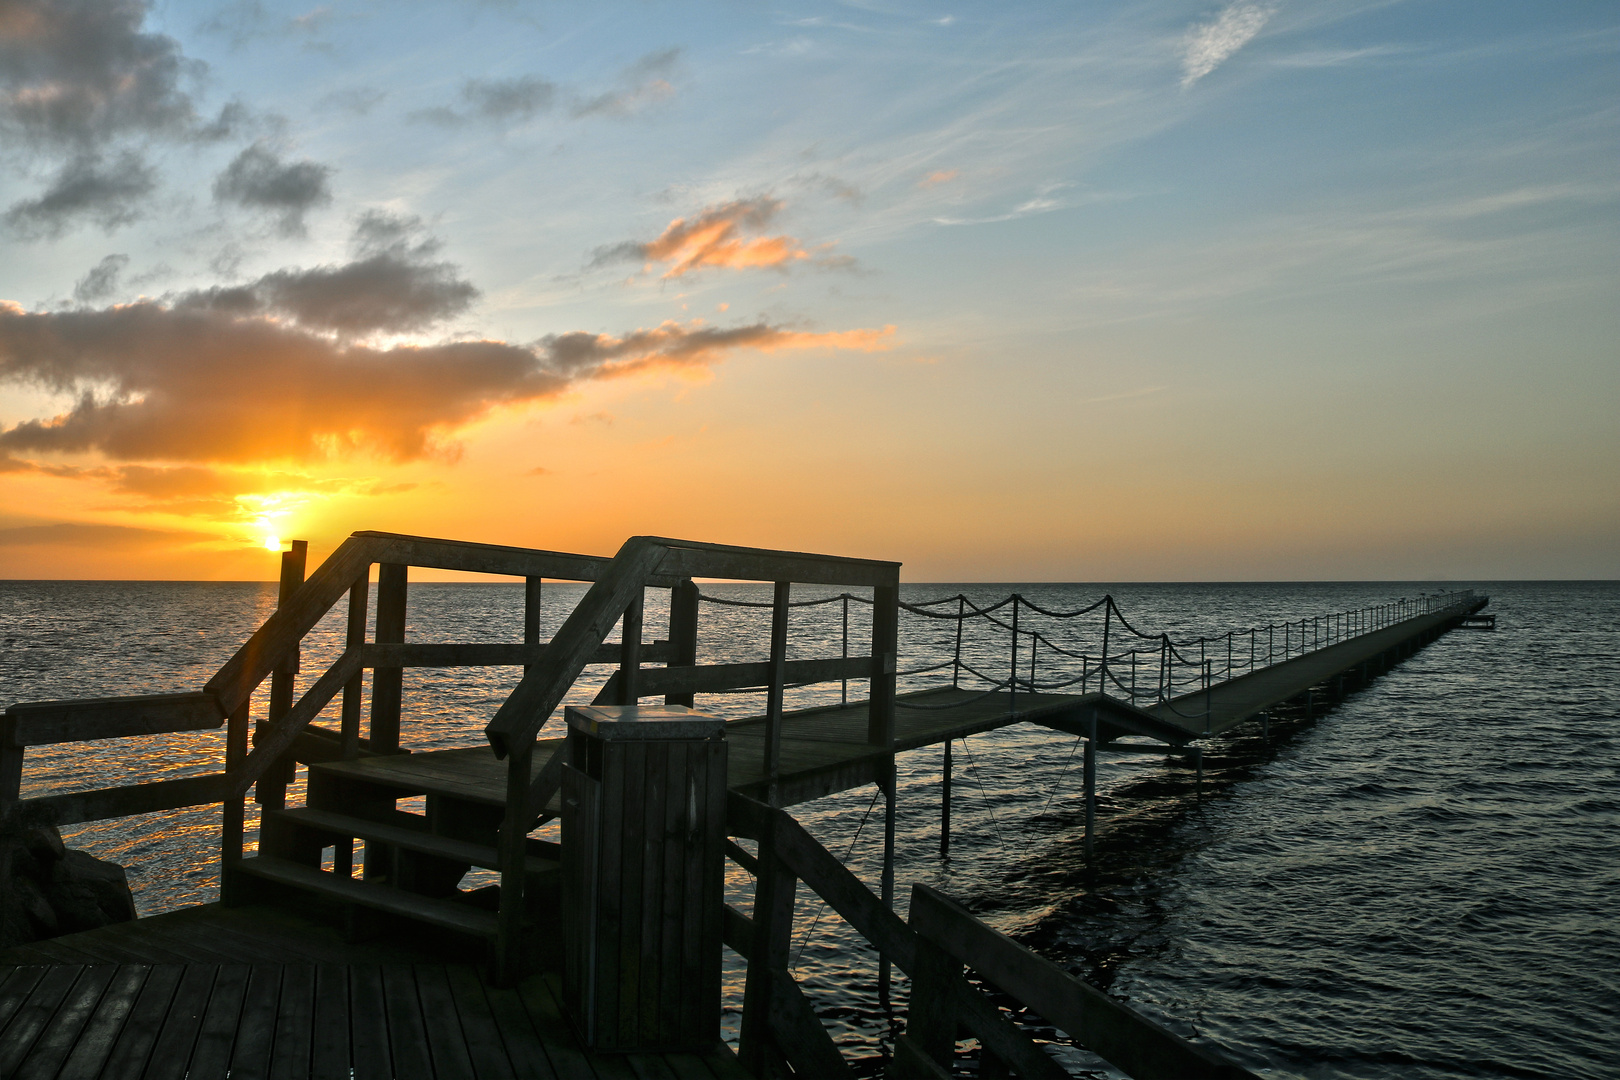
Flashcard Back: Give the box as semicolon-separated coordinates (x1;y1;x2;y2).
0;906;750;1079
306;600;1481;816
1148;603;1475;735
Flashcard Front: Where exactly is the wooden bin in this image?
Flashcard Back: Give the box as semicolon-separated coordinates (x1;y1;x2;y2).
560;704;728;1051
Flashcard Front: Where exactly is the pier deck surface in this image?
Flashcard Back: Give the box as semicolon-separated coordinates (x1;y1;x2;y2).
0;906;751;1079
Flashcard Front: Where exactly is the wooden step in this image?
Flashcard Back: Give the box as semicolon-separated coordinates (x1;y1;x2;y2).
232;856;500;939
308;741;566;813
267;806;559;877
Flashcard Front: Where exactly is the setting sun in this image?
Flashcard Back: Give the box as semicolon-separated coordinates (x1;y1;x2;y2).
262;536;281;552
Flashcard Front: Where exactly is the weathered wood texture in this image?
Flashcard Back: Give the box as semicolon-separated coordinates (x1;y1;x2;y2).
909;884;1258;1080
561;730;727;1051
0;961;750;1080
2;692;223;747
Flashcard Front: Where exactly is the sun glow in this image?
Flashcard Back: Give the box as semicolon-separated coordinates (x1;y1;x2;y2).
262;535;281;552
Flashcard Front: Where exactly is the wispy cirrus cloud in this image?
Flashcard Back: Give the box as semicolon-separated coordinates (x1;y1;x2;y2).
1181;2;1278;88
593;197;852;278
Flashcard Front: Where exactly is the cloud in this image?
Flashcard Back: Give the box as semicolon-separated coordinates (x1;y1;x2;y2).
595;197;850;279
73;253;129;303
3;151;157;237
571;48;679;118
178;212;478;336
409;75;557;127
212;141;334;236
1182;2;1276;87
314;86;387;116
0;522;214;550
0;0;205;149
0;299;893;465
463;75;557;122
918;169;959;189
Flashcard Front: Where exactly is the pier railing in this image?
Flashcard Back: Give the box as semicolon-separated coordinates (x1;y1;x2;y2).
886;588;1480;719
723;791;1258;1079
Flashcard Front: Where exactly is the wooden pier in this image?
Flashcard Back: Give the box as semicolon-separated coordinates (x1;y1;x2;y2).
1;532;1487;1078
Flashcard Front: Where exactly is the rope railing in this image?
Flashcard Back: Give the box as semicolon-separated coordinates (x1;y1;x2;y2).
697;586;1477;714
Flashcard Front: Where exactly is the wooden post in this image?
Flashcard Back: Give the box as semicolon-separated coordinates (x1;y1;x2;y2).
256;540;307;811
369;563;407;753
1083;714;1097;863
868;583;899;747
619;590;643;705
220;699;251;903
365;562;406;882
940;740;952;859
524;576;543;676
666;579;699;707
764;581;790;807
339;575;368;763
879;758;897;1006
740;827;797;1076
907;934;961;1068
0;715;22;819
496;736;532;986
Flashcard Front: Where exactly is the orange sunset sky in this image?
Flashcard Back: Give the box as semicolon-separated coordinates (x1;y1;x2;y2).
1;2;1616;581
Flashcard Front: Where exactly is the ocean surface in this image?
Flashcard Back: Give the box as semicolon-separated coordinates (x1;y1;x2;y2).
1;578;1615;1078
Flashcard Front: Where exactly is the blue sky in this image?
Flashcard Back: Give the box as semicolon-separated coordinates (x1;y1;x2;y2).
0;1;1615;579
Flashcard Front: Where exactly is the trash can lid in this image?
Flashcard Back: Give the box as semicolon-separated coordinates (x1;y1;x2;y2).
565;704;727;741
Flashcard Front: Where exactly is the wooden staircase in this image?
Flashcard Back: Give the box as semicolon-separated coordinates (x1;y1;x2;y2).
227;743;567;951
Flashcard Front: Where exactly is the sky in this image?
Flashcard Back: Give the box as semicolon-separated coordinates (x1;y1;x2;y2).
0;0;1615;581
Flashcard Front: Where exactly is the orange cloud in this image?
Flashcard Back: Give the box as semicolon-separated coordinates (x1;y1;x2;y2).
0;301;892;467
918;169;960;188
596;197;850;279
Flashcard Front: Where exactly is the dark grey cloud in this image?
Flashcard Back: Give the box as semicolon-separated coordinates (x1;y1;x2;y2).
177;212;478;336
212;142;334;236
3;151;157;238
0;0;201;149
73;253;130;303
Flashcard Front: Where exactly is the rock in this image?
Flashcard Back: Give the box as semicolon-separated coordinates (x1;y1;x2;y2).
47;850;137;933
21;826;65;864
0;825;136;948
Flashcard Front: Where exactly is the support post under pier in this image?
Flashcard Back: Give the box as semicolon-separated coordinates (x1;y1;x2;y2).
940;740;952;859
1083;716;1097;863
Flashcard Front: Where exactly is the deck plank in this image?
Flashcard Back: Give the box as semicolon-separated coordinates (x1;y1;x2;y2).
348;964;393;1080
186;963;250;1078
0;964;80;1076
98;964;183;1079
443;963;521;1080
479;974;561;1080
14;965;113;1080
309;963;353;1080
270;964;316;1080
55;964;148;1080
382;964;435;1078
141;964;216;1080
227;964;283;1080
416;964;478;1080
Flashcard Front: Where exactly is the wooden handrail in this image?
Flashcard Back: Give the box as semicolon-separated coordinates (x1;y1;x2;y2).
485;536;669;758
909;883;1259;1080
3;692;224;747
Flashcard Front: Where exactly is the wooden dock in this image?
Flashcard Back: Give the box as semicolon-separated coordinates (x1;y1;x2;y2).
1;531;1486;1079
0;904;748;1078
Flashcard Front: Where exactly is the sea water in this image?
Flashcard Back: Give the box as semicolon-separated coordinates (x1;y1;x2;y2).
1;579;1614;1078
